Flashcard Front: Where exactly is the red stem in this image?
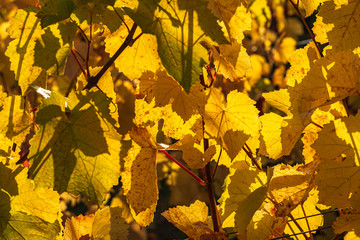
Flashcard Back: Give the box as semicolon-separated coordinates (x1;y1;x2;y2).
160;150;206;186
243;143;262;170
71;49;87;78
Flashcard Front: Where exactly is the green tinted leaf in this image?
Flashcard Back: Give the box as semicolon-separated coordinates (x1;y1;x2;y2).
235;185;267;234
125;0;228;92
28;91;121;205
34;22;77;75
37;0;76;28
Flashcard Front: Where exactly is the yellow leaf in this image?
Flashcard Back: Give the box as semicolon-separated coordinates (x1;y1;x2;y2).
333;209;360;238
91;207;129;240
0;94;32;145
313;114;360;166
5;7;46;94
138;69;206;122
219;161;267;228
212;43;251;81
289;49;360;113
76;66;119;126
284;189;324;239
268;164;315;217
168;135;215;169
315;158;360;208
259;110;307;159
64;214;94;240
272;37;297;64
162;200;212;240
122;127;158;226
204;88;258;139
300;0;326;17
249;0;271;26
313;0;360;51
104;16;161;80
207;0;251;42
302;101;347;164
286;42;319;87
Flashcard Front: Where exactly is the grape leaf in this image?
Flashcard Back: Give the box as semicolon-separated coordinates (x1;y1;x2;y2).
64;207;128;240
37;0;75;28
284;189;324;238
161;200;212;240
219;161;267;228
207;0;250;40
28;91;121;205
235;185;268;234
302;102;347;164
2;212;62;240
138;69;207;121
289;49;360;113
104;16;161;79
122;127;159;227
315;157;360;209
212;42;252;81
300;0;326;17
64;214;94;240
71;1;122;33
5;7;46;94
313;114;360;166
34;21;77;75
333;208;360;238
0;94;32;145
0;164;62;239
204;88;257;159
285;42;319;87
268;164;315;218
313;0;360;51
125;0;228;92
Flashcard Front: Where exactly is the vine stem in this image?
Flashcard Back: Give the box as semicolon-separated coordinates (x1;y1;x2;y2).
71;49;86;78
288;0;324;57
289;213;311;240
243;143;262;170
83;23;138;90
160;150;206;186
203;137;221;232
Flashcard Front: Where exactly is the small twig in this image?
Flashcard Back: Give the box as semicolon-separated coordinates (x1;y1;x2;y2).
160;150;206;186
289;213;311;240
76;25;90;43
301;204;314;240
288;0;323;57
113;6;130;32
211;146;222;179
83;23;138;90
310;121;323;129
71;49;87;78
72;48;86;62
242;143;262;170
131;32;143;46
270;226;332;240
287;222;300;240
203;137;221;232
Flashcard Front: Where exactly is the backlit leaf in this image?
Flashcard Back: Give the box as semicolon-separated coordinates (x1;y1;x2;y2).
162;200;212;240
313;0;360;51
122;127;158;227
28;91;121;205
125;0;228;92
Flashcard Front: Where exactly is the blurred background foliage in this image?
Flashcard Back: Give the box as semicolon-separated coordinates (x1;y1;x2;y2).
0;0;353;239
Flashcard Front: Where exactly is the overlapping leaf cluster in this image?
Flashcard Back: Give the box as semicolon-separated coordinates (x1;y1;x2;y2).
1;0;360;239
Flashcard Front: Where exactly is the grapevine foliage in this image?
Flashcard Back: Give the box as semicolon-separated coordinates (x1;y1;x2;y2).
1;0;360;239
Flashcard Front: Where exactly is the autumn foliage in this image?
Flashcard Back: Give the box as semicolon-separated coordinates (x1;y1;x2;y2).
1;0;360;239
